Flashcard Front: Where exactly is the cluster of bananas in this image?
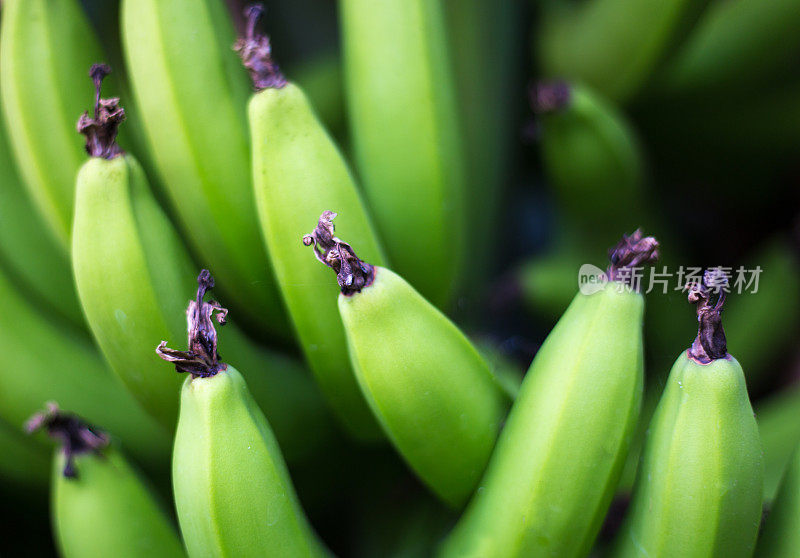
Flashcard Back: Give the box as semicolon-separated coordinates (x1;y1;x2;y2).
1;0;799;557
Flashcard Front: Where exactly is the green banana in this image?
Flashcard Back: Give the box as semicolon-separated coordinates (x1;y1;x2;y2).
439;231;655;557
0;105;83;327
0;251;170;470
536;0;712;103
658;0;800;97
0;0;123;248
443;0;522;288
120;0;289;339
71;67;331;459
161;272;328;558
305;212;509;508
239;9;385;441
534;82;646;233
340;0;466;308
28;405;184;558
758;445;800;557
611;269;763;558
0;417;50;491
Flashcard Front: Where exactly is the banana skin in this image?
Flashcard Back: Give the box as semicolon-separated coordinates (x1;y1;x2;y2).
28;406;184;558
611;270;763;558
306;213;509;508
162;273;328;558
439;231;655;558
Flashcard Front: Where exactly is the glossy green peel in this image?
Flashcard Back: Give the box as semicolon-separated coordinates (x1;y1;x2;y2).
439;232;655;557
241;15;385;440
306;214;508;507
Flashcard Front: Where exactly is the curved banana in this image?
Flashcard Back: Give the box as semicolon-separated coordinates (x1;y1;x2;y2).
0;0;123;248
536;0;712;103
340;0;466;307
0;254;170;470
0;106;83;327
71;67;331;459
161;273;328;558
0;417;50;490
534;82;645;233
758;445;800;557
305;212;509;508
439;231;655;557
611;269;763;558
28;405;184;558
239;9;384;441
443;0;522;288
120;0;288;339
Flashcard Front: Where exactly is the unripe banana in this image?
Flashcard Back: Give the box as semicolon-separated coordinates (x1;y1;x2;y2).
439;231;656;557
0;417;50;491
239;9;384;441
533;82;645;233
120;0;289;339
340;0;466;307
0;106;83;327
305;212;509;508
28;405;185;558
758;445;800;557
71;67;331;459
611;269;763;558
0;0;123;248
443;0;522;287
536;0;712;103
658;0;800;97
161;273;328;558
0;251;170;470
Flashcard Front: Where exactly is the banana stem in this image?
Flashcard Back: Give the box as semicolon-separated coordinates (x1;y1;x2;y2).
157;270;229;378
26;403;109;478
606;229;660;287
77;64;125;160
687;267;729;362
531;80;572;114
234;3;287;90
303;210;375;295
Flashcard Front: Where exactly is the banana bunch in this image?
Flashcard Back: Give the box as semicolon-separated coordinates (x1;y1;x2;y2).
1;0;798;555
